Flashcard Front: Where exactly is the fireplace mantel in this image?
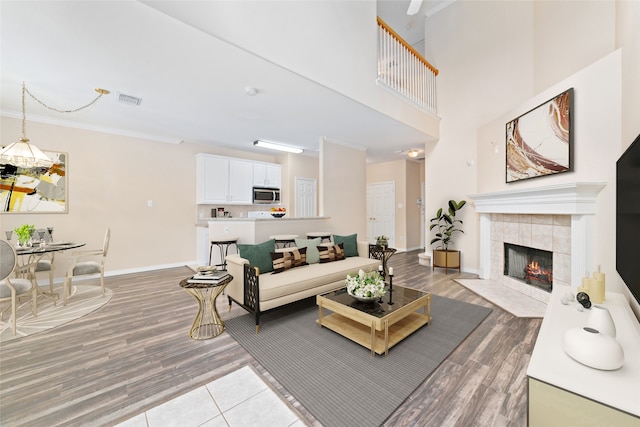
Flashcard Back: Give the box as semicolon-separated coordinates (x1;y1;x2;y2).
469;182;606;215
469;182;607;289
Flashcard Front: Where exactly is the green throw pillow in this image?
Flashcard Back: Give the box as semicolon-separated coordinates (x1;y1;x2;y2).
333;234;358;257
294;237;322;264
238;239;276;274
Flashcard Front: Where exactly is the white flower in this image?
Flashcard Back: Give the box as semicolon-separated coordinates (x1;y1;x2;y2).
345;270;386;299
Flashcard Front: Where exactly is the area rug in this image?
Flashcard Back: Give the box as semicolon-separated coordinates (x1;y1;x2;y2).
0;285;112;343
225;294;492;427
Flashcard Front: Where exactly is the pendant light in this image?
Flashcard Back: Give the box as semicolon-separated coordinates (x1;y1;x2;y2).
0;82;109;168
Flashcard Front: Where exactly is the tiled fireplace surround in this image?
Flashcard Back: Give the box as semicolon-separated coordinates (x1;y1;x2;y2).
470;182;606;304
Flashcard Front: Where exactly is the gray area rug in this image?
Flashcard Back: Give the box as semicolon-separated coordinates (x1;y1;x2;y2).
225;294;492;427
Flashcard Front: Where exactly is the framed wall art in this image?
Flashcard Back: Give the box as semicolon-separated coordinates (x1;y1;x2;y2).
0;150;67;213
506;88;574;183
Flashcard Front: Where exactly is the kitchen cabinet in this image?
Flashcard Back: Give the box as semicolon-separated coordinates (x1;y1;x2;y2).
253;162;281;188
197;154;229;204
197;154;254;204
228;159;253;203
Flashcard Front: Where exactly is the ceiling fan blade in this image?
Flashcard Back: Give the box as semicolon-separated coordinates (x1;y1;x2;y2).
407;0;423;15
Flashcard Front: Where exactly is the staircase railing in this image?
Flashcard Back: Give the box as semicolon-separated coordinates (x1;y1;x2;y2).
377;17;438;114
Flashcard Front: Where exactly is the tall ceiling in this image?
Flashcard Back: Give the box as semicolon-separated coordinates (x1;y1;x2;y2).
0;1;444;163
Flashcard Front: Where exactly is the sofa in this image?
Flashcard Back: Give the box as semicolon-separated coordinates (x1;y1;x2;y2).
226;237;381;332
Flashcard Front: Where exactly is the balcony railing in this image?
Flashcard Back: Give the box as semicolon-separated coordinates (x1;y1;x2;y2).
377;17;438;114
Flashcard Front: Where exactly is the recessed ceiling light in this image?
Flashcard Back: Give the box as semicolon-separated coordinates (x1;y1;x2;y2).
407;149;420;158
245;86;258;96
253;140;303;154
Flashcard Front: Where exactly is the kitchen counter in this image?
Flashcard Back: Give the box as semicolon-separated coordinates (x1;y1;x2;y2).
196;217;333;265
196;216;329;227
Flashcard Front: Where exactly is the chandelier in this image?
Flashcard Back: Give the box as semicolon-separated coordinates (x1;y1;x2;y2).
0;82;109;168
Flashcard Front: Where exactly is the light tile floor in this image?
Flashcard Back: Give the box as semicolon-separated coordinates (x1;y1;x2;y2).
455;279;547;317
114;366;305;427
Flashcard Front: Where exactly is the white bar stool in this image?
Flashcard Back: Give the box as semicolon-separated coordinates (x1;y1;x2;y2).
305;232;332;243
269;234;299;249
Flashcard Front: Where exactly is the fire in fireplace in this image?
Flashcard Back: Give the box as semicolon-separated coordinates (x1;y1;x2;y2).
504;243;553;292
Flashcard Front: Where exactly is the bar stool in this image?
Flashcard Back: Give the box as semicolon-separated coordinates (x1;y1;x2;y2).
306;232;332;243
209;237;239;270
269;234;299;249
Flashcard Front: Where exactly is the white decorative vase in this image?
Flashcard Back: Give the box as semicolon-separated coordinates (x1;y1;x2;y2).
563;327;624;370
585;305;616;337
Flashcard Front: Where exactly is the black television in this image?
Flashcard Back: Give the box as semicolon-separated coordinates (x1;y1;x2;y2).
616;133;640;305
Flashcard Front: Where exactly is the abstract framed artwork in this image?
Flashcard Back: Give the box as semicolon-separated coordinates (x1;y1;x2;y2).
0;150;67;213
506;88;574;183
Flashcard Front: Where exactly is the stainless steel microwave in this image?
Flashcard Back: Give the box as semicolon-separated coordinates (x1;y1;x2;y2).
252;187;280;204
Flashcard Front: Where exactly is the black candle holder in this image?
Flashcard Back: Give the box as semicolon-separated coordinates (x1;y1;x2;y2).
387;274;394;305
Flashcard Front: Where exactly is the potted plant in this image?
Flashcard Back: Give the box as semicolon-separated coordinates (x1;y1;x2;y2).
429;199;466;273
14;224;35;247
375;235;389;248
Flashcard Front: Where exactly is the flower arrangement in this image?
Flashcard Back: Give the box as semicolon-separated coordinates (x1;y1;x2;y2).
375;235;389;247
14;224;35;246
345;269;386;301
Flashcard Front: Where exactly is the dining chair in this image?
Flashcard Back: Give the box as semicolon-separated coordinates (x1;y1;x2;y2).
33;253;55;293
0;240;37;335
63;228;110;305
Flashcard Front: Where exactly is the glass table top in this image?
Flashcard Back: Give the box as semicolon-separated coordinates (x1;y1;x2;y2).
319;285;429;318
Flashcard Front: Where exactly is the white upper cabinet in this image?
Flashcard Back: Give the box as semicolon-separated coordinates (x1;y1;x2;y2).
253;162;281;188
197;154;229;204
197;154;280;204
228;159;254;204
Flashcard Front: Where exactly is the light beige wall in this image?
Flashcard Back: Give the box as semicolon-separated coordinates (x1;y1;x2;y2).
319;138;367;238
1;116;273;277
366;159;423;251
282;153;319;217
424;0;626;275
478;51;622;291
616;0;640;146
405;160;422;251
533;1;616;92
367;160;405;249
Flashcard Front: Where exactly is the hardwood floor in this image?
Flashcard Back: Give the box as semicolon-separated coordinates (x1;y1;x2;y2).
0;250;541;426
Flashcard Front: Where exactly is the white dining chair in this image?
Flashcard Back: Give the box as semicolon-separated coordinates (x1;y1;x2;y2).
63;228;110;305
0;240;37;335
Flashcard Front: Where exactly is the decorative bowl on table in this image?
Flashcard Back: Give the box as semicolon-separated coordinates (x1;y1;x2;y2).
345;269;386;302
271;212;286;218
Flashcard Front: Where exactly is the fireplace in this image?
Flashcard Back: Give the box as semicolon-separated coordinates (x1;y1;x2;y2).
470;183;606;304
504;243;553;292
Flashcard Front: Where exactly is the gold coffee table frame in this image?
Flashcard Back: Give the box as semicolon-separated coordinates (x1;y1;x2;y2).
179;275;233;340
317;286;431;356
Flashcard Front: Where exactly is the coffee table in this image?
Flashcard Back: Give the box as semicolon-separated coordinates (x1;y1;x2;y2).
317;285;431;356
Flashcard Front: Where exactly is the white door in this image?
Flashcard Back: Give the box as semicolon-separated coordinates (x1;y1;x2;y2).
366;182;395;246
295;177;317;218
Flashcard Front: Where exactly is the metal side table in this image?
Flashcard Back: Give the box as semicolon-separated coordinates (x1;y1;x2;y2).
179;274;233;340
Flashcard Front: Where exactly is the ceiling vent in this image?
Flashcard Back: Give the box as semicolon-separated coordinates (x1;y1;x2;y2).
118;93;142;106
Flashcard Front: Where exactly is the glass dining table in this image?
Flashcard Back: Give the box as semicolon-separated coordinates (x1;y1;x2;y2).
15;242;86;302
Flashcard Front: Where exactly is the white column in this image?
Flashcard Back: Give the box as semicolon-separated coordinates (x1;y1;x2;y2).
478;213;491;279
571;214;594;289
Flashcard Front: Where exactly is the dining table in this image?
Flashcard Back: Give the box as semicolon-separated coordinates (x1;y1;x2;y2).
16;242;86;302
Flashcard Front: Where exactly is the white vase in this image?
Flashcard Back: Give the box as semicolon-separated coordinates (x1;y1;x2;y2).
563;327;624;370
586;305;616;337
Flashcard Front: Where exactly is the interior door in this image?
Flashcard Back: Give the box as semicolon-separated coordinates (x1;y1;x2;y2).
295;177;317;218
366;182;395;246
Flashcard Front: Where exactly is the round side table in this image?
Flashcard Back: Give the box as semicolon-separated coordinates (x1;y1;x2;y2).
179;274;233;340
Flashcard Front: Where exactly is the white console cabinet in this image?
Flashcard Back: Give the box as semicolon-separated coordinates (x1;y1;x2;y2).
527;288;640;426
